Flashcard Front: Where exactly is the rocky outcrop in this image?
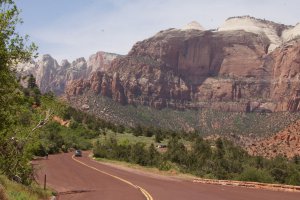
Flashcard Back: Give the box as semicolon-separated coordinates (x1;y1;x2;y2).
287;90;300;112
111;72;127;105
65;71;126;105
269;39;300;111
18;51;119;95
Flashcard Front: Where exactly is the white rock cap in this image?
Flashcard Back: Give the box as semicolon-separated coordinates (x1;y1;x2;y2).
181;21;205;31
282;22;300;42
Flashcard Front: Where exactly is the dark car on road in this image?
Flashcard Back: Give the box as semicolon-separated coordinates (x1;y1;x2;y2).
74;150;82;157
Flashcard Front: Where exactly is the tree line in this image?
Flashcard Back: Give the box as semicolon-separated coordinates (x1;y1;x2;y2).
93;136;300;185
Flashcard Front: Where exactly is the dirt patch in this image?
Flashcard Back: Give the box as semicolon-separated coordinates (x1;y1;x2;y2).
52;116;70;127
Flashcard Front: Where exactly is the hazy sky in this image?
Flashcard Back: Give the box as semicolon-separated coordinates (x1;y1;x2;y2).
16;0;299;61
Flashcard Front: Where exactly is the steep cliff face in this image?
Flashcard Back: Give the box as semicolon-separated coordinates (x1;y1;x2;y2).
105;28;270;110
287;90;300;112
66;16;300;112
269;40;300;111
18;51;119;95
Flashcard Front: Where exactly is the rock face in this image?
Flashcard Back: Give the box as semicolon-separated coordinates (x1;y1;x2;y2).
18;51;119;95
287;90;300;112
66;16;300;112
270;39;300;111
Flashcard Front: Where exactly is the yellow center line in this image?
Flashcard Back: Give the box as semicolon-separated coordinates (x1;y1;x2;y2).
72;155;154;200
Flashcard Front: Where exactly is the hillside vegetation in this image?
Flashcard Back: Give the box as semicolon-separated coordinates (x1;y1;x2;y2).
68;94;300;136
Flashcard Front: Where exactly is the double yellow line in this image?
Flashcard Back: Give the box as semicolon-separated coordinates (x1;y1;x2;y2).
72;155;154;200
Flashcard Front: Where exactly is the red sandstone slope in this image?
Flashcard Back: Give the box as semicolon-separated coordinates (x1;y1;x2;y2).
247;119;300;158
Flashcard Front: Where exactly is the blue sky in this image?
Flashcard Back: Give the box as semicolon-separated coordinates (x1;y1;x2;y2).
15;0;300;62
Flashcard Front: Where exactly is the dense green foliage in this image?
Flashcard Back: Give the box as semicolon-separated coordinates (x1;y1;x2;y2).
24;91;131;156
93;136;300;185
0;0;38;185
0;81;120;185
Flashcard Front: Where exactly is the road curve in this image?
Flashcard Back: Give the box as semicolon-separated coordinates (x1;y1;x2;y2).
33;152;300;200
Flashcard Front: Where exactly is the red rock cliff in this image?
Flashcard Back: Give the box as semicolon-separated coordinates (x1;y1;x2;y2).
66;27;300;112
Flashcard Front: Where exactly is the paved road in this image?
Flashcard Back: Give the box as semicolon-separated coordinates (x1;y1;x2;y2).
33;152;300;200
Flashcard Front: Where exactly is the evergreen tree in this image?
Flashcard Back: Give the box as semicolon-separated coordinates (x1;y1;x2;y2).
147;143;160;166
27;74;37;89
133;124;143;136
155;130;163;143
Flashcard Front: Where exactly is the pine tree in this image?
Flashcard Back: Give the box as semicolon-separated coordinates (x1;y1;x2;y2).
27;74;37;89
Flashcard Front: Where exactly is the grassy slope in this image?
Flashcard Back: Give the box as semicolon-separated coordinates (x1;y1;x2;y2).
0;175;50;200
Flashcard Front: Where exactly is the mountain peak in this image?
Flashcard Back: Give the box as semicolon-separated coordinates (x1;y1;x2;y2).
181;21;205;31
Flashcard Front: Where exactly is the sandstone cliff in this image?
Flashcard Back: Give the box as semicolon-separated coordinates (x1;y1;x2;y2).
66;16;300;112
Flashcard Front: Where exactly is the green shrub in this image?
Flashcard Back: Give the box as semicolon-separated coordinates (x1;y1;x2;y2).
270;168;288;184
158;160;173;171
285;171;300;186
237;167;274;183
130;142;148;166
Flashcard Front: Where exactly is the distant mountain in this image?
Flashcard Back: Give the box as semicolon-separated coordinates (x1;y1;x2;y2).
17;51;119;95
65;16;300;112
